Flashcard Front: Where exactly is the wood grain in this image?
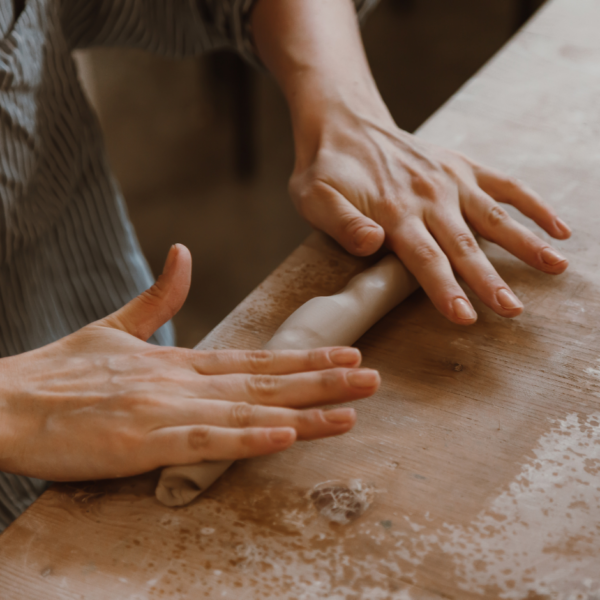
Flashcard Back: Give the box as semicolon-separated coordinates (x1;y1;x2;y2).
1;0;599;598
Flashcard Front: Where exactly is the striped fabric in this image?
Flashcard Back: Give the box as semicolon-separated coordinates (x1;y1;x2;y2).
0;0;379;532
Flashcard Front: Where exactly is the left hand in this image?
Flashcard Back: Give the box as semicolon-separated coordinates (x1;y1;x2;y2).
289;108;571;325
0;245;378;482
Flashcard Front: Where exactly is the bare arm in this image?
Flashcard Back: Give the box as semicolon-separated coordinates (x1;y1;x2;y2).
251;0;571;325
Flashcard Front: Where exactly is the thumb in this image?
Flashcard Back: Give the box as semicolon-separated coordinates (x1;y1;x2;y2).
299;182;385;257
100;244;191;341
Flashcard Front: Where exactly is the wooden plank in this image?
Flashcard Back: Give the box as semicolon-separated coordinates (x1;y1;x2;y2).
1;0;600;598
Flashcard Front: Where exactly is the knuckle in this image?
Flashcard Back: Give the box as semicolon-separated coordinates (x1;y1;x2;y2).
410;171;439;200
112;428;143;453
247;374;279;399
246;350;274;374
288;171;305;195
292;179;324;213
340;212;368;238
411;243;441;267
240;428;259;452
137;283;165;309
319;370;340;391
378;194;396;212
230;402;255;428
382;199;411;224
208;350;240;372
504;175;522;190
153;346;188;363
291;186;309;214
308;349;323;367
113;391;149;412
299;409;320;426
188;425;211;450
190;350;211;373
453;232;479;257
287;174;300;198
487;204;509;227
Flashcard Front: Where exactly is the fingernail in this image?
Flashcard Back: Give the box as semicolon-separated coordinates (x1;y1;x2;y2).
346;369;380;388
323;408;356;424
163;244;178;273
452;298;477;321
269;428;294;445
555;217;571;236
329;347;361;366
541;247;566;266
495;288;523;310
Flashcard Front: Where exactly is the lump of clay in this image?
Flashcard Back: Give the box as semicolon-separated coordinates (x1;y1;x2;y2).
265;254;418;350
155;254;418;507
309;479;375;525
155;461;233;508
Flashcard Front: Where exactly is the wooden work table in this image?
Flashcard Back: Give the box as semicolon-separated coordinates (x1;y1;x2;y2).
1;0;599;597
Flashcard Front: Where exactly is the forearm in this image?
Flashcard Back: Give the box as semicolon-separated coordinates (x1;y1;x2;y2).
251;0;391;161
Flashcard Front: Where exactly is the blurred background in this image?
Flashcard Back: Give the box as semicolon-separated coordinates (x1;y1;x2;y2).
75;0;545;348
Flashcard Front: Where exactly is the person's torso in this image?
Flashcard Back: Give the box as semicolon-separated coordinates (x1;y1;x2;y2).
0;0;104;264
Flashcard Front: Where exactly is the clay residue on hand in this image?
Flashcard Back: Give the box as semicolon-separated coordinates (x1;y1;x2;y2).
309;479;375;525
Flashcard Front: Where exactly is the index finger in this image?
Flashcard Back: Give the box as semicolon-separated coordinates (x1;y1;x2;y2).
187;347;362;375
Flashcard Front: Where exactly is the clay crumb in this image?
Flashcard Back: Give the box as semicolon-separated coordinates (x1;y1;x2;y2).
308;479;375;525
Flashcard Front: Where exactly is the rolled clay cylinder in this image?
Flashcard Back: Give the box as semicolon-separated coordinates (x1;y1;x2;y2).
264;253;418;351
155;254;419;507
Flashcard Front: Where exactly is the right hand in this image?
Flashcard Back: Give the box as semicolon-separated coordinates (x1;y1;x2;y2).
0;244;379;482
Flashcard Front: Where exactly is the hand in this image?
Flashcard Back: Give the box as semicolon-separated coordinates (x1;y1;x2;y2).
250;0;570;324
0;245;379;482
289;108;571;325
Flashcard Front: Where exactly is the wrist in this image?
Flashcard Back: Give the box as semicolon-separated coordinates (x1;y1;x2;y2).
286;72;393;167
250;0;393;165
0;355;36;474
